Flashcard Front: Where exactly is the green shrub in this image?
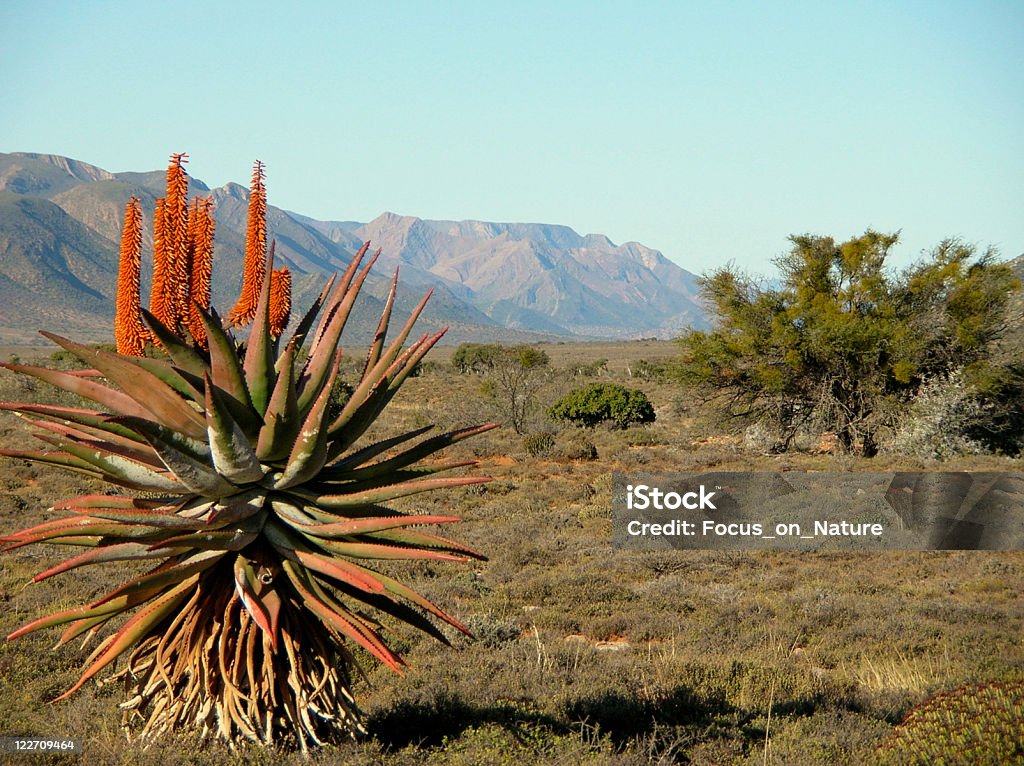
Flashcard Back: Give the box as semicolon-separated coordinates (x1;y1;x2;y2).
48;348;87;369
452;343;502;374
548;384;656;429
523;432;556;457
877;680;1024;764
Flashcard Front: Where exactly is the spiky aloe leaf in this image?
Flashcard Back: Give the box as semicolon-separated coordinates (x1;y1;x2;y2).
51;494;177;512
204;373;264;484
296;538;470;563
195;305;257;425
90;550;225;609
327;301;431;438
0;402;145;443
206;489;267;527
233;556;281;649
303;243;369;372
337;583;454;648
276;514;463;539
58;613;123;647
297;248;379;414
267;497;323;526
1;517;168;551
308;475;491;509
7;556;210;642
51;506;205;530
156;529;259;552
273;352;340;490
328;424;434;472
33;543;189;582
22;435;183;493
366;564;473;636
0;362;158;423
39;333;208;440
29;420;163;468
362;269;399;376
364;527;486;559
8;592;144;641
287;273;336;350
53;574;199;701
140;308;208;378
257;340;300;461
280;559;403;672
243;242;277;415
104;351;201;400
114;416;237;497
323;423;499;481
325;327;447;460
262;519;388;595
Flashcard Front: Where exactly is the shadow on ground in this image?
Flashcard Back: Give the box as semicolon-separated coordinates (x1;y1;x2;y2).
367;685;741;751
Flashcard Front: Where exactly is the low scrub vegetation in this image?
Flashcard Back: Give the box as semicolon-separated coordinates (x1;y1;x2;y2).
2;334;1021;764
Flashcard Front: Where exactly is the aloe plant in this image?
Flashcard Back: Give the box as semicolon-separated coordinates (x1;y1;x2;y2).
0;157;494;751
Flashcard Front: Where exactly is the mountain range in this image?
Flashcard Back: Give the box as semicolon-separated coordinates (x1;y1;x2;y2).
0;152;709;346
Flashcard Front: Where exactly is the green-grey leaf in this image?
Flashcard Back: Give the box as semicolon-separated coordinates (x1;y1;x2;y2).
204;373;264;484
115;417;237;497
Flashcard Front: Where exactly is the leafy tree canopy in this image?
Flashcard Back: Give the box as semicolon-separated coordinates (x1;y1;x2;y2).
677;231;1019;455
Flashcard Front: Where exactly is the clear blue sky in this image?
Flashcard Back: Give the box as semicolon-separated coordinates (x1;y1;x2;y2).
2;0;1021;274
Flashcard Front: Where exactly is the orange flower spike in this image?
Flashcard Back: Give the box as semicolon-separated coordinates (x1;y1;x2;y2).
114;197;147;356
148;197;175;335
227;160;267;326
186;197;215;348
269;265;292;338
163;153;191;328
184;196;200;278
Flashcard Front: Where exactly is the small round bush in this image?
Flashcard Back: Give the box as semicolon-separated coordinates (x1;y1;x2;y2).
548;383;656;429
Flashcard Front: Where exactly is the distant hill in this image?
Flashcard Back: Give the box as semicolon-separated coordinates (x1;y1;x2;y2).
0;151;711;345
0;152;115;197
347;214;707;337
0;191;118;343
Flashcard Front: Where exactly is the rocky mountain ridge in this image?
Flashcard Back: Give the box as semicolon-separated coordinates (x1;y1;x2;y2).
0;152;708;344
